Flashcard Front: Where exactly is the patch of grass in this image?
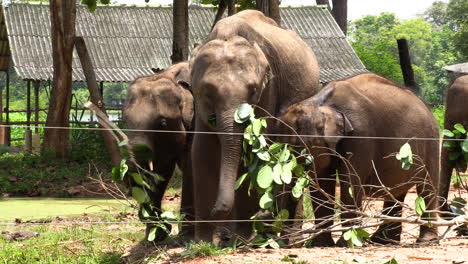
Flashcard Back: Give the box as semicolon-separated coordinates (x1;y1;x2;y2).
0;214;144;264
0;143;111;196
0;198;130;222
181;241;230;259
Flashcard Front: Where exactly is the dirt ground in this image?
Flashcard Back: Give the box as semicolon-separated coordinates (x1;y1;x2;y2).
131;186;468;264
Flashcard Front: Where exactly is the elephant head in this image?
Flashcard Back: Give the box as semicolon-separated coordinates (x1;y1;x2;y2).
277;86;354;168
123;62;193;171
190;36;271;220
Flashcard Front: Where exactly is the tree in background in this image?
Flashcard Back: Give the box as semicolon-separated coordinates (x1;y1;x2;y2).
43;0;77;158
256;0;281;25
172;0;189;63
349;10;464;103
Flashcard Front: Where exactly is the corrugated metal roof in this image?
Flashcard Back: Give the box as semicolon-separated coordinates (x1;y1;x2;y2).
2;3;366;83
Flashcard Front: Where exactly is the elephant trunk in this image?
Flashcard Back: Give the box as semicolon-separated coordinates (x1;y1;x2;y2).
210;109;243;220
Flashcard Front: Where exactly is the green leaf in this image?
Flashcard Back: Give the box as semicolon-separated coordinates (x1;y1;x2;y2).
259;191;274;209
415;196;426;216
277;209;289;220
118;140;128;147
443;140;456;149
443;129;455;137
235;173;249;190
281;162;293;184
257;150;271;161
161;211;176;220
343;229;353;241
305;155;313;165
269;143;284;153
147;227;157;241
253;118;263;136
272;164;283;185
268;239;280;249
449;151;461;161
279;145;291;162
244;124;253;142
462;138;468;153
140;206;150;218
257;165;274;189
131;173;145;186
111;167;120;181
119;159;128;180
398;143;412;159
454;123;466;134
292;183;303;198
348;186;354;198
132;187;148;204
253;219;265;233
383;258;399;264
261;119;268;128
235;103;253;123
258;135;267;148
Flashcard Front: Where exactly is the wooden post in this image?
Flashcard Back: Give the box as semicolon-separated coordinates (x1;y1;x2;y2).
397;39;418;93
5;70;10;145
75;36;121;166
34;81;40;134
99;82;104;98
0;73;4;145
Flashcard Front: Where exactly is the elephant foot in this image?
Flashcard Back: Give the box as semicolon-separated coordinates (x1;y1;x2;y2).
370;225;401;245
178;224;195;241
305;233;335;247
145;223;172;242
416;226;438;244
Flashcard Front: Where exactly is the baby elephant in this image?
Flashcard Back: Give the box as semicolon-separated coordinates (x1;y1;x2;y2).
123;62;194;239
277;73;440;246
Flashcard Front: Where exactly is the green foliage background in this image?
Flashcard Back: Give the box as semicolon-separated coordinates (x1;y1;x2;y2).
348;0;466;104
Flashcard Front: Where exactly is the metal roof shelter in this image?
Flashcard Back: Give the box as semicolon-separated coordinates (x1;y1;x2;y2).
1;3;366;84
443;62;468;83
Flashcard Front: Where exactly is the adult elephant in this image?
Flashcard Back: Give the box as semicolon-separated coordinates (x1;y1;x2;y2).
440;75;468;217
123;62;194;240
277;73;440;246
189;10;320;244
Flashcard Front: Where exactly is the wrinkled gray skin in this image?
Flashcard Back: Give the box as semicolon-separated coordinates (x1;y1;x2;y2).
277;73;440;246
440;75;468;217
123;62;194;239
189;10;320;245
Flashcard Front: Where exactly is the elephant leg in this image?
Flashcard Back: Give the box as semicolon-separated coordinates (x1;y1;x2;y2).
416;180;439;243
234;180;260;242
370;196;405;244
178;150;195;238
439;145;455;220
335;172;364;247
144;162;175;241
192;132;222;242
307;171;336;247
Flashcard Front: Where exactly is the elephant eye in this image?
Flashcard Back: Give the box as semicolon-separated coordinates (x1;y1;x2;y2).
208;114;216;127
160;118;167;128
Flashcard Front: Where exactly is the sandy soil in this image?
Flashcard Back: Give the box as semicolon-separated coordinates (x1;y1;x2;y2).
130;186;468;264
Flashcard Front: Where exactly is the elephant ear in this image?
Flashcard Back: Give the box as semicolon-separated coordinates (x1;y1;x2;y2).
323;108;353;150
252;42;272;102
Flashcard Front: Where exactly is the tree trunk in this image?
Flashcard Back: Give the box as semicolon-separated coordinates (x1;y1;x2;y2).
172;0;189;63
331;0;347;35
43;0;76;158
256;0;281;26
75;36;121;166
211;0;237;31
